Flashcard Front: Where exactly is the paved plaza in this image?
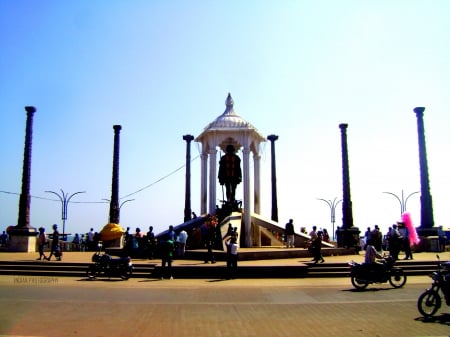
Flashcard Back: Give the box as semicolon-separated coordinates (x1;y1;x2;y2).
0;251;449;337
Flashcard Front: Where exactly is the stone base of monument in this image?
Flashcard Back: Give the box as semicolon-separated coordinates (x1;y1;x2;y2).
7;226;38;252
101;237;123;249
415;227;442;252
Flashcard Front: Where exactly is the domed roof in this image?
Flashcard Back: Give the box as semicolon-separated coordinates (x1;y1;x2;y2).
195;93;266;151
202;93;256;131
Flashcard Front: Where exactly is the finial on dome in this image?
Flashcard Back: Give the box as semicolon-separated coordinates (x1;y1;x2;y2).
225;93;234;108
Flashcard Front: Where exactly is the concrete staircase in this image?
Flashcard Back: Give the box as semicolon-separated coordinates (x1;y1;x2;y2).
0;258;438;279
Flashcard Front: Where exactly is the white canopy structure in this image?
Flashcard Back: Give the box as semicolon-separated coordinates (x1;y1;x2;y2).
195;93;266;247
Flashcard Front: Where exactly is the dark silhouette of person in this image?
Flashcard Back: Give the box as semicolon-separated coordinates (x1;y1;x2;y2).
218;144;242;203
46;224;61;261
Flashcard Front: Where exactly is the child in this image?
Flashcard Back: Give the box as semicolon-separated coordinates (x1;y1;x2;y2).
224;236;239;279
36;227;47;260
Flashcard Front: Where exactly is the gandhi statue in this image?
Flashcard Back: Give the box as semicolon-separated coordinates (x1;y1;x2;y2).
218;145;242;203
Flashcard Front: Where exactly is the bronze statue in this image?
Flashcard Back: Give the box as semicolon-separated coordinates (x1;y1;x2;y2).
218;145;242;203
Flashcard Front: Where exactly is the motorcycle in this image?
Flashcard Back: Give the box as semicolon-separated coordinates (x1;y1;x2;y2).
87;242;133;280
417;255;450;318
348;255;407;290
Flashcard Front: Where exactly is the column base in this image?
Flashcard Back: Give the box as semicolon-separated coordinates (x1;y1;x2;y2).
7;226;38;252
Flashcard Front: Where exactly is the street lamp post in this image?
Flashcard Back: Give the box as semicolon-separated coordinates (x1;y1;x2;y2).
45;189;86;239
383;190;419;218
318;197;342;241
102;198;135;210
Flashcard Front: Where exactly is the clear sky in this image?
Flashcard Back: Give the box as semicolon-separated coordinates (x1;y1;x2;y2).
1;0;449;238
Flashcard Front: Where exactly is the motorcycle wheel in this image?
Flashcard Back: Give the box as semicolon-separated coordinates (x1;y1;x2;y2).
417;290;441;317
351;275;369;290
119;267;132;280
388;270;407;288
86;265;98;279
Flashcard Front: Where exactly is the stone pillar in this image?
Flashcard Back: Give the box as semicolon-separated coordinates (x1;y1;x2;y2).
414;107;434;231
253;153;261;214
242;147;251;247
109;125;122;224
267;134;279;222
183;134;194;222
8;106;38;252
339;124;359;248
208;148;217;214
339;124;353;229
253;152;261;247
200;153;208;214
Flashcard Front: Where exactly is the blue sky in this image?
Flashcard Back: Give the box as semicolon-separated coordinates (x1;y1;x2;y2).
1;0;449;237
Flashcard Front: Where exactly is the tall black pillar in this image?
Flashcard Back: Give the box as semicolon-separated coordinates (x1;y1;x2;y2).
17;106;36;229
267;134;279;222
109;125;122;224
414;107;434;229
338;123;359;249
8;106;38;251
339;123;354;229
183;134;194;222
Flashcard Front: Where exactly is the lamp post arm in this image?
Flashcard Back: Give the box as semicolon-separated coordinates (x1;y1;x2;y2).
383;191;403;217
318;198;332;221
45;190;64;220
119;199;135;209
404;191;420;212
331;198;342;223
65;191;86;220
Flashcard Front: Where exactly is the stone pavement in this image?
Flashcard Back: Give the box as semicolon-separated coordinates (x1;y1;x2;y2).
1;250;449;337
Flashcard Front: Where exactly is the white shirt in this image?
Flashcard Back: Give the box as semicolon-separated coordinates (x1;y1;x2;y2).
365;245;381;264
178;230;188;244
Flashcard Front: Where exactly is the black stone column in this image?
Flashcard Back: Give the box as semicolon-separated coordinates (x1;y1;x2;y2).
338;124;359;249
17;106;36;229
109;125;122;224
339;124;354;229
8;106;38;251
267;134;279;222
414;107;434;230
183;134;194;222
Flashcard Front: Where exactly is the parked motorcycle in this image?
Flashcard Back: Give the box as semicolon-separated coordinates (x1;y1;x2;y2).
87;242;133;280
348;255;407;290
417;255;450;318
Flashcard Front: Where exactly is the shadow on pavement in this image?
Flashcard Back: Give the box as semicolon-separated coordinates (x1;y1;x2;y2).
415;313;450;326
76;278;128;282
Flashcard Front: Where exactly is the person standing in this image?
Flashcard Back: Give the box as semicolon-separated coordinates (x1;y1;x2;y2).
202;215;217;264
36;227;47;260
87;227;95;251
224;235;239;279
285;219;295;248
167;225;175;241
364;227;371;249
72;233;80;251
177;229;188;257
160;238;174;280
312;231;325;263
372;225;383;252
46;224;61;261
389;224;401;260
398;222;413;260
146;226;156;259
322;228;330;243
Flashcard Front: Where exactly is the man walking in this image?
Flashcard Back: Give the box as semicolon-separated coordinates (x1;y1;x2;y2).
285;219;295;248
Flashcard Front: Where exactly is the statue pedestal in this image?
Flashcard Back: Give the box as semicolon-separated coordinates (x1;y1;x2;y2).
7;226;38;252
336;227;360;250
415;227;441;252
102;237;123;249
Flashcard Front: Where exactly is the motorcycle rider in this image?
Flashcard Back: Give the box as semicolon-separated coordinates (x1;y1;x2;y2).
364;239;384;273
